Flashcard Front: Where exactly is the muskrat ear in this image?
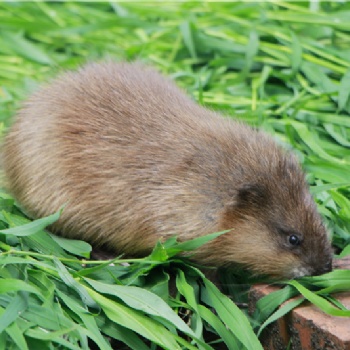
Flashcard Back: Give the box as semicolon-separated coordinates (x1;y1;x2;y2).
237;183;267;207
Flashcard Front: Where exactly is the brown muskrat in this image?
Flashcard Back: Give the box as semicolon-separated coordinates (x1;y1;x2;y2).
3;62;333;278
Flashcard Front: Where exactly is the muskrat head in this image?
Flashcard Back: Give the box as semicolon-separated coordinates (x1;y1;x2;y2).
214;154;333;279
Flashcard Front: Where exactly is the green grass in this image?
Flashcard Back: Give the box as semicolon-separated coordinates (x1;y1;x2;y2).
1;1;350;349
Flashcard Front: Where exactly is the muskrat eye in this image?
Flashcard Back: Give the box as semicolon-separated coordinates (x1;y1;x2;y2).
278;228;302;247
289;234;300;246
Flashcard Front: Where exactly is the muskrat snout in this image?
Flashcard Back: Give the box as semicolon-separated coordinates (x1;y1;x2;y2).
313;259;333;276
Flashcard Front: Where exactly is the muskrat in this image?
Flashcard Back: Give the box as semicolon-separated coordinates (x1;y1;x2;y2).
3;61;332;278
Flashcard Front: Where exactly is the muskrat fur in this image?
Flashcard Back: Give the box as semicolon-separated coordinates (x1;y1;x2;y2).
3;62;333;278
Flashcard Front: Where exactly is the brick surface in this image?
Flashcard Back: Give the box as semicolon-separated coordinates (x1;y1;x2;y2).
249;257;350;350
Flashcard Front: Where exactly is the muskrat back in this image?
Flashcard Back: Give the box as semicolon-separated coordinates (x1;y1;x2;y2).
3;62;332;278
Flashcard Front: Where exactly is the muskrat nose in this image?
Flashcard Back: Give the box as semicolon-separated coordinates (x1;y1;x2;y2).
324;259;333;273
314;260;332;276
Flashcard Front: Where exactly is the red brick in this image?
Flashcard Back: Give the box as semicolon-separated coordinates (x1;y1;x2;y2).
249;258;350;350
